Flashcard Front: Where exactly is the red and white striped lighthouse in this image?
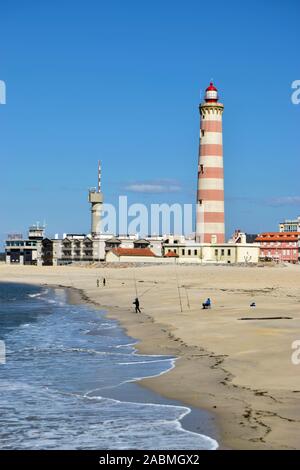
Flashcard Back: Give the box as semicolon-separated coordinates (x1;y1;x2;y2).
196;82;225;243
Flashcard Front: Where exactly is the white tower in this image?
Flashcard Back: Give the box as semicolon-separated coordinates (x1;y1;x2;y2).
88;161;103;237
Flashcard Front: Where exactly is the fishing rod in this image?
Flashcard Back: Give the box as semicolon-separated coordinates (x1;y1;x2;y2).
174;260;183;313
139;284;156;298
133;266;138;297
184;285;190;310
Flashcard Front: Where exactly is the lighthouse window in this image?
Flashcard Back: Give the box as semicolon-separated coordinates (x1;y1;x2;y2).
201;130;205;137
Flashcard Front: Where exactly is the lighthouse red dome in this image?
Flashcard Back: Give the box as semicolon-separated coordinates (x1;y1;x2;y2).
206;82;218;92
205;81;218;102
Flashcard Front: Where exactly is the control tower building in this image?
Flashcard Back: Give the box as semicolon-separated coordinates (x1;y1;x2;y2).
88;161;103;237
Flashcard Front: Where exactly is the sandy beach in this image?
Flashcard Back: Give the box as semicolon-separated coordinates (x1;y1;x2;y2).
1;262;300;450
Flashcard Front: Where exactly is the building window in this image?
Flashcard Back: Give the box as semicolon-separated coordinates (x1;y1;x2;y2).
221;249;225;256
174;249;177;254
194;250;197;255
227;249;231;256
182;249;185;256
215;249;218;256
188;249;191;255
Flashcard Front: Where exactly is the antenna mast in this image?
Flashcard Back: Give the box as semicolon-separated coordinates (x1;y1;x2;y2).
98;160;101;193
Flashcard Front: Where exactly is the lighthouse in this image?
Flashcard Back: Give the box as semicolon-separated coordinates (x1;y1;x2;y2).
195;82;225;243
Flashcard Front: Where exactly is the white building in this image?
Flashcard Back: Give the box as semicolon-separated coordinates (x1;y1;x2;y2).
5;225;44;265
163;235;259;265
279;217;300;233
37;233;113;265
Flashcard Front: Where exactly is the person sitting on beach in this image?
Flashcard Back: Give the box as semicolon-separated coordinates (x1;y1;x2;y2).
133;297;141;313
250;302;256;307
202;298;211;309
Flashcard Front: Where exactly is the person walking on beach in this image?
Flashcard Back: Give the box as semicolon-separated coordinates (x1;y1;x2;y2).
133;297;141;313
103;277;106;287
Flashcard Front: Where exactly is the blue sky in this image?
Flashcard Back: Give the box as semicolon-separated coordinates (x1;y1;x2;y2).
0;0;299;243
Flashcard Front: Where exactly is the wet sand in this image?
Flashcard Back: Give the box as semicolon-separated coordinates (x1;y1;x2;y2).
1;262;300;449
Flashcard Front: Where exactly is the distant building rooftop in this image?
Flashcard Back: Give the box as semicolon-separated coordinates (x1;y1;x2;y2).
256;232;299;242
164;251;179;258
111;248;156;257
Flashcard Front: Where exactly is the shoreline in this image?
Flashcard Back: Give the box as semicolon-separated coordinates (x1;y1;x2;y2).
0;281;217;450
1;264;300;449
65;285;220;448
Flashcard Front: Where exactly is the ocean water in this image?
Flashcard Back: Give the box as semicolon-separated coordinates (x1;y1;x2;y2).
0;283;218;450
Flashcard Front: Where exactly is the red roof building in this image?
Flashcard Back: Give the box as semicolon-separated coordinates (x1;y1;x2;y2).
111;248;156;257
255;232;299;263
164;250;179;258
